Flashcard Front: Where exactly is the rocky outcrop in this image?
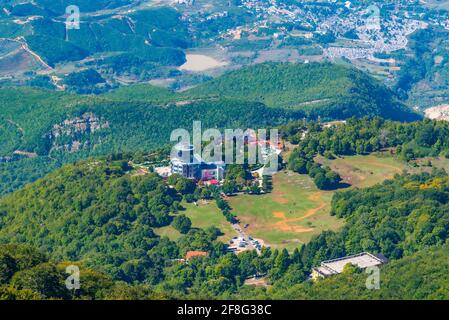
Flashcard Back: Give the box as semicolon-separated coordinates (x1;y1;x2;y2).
48;112;109;153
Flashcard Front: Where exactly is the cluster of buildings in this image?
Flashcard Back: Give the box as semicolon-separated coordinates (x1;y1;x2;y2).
156;136;282;183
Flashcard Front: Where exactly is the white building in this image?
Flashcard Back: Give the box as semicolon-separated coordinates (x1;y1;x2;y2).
171;144;225;181
311;252;388;280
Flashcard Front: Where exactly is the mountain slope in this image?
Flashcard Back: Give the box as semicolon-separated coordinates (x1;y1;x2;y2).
0;3;189;73
0;62;421;196
0;87;302;158
185;62;422;121
0;158;180;278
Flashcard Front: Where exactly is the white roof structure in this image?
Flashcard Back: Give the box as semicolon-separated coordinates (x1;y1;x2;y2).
313;252;388;278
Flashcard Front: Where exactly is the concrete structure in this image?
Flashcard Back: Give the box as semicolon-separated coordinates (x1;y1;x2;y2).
200;162;225;181
171;144;201;179
171;144;225;181
154;166;172;178
311;252;388;280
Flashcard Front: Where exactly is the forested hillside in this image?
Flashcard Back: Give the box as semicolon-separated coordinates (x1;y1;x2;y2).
0;87;298;158
186;63;421;121
0;3;188;68
299;171;449;268
0;62;421;196
285;117;449;189
1;158;448;299
0;0;447;303
270;245;449;300
0;86;303;195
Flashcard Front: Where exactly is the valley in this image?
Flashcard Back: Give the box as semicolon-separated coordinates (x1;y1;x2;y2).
0;0;448;109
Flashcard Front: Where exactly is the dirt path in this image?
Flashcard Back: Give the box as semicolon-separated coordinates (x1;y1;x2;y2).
272;191;327;233
5;37;53;70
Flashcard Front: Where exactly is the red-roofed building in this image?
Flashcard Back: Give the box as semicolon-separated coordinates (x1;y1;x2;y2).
186;251;209;261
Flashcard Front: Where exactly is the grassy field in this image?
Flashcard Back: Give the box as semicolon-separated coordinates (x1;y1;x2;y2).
229;171;341;251
157;153;449;250
229;153;449;250
318;153;407;188
320;153;449;188
154;201;236;242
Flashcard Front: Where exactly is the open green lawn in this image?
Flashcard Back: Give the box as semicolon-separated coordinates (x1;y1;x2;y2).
154;225;182;241
157;153;449;250
229;153;449;251
154;201;236;242
318;152;408;188
229;171;341;251
319;152;449;188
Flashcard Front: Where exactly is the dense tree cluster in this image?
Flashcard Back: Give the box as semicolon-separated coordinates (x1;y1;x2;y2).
284;117;449;161
288;153;342;190
285;117;449;189
0;87;300;196
1;156;449;299
299;170;449;269
0;159;183;280
187;62;421;121
269;244;449;300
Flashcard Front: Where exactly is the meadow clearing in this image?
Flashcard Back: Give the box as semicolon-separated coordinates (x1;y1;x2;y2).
229;171;339;251
159;153;449;251
229;153;449;250
155;201;236;242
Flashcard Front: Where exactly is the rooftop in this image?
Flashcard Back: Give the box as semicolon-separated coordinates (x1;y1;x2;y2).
313;252;388;277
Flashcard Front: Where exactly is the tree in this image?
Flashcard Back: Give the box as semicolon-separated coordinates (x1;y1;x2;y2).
184;194;196;203
262;176;273;193
342;263;360;275
416;124;435;148
0;253;18;284
288;158;307;174
173;215;192;234
200;187;213;200
168;174;182;186
223;180;237;195
249;184;261;195
10;263;70;299
314;172;328;190
175;178;197;195
274;249;290;274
